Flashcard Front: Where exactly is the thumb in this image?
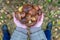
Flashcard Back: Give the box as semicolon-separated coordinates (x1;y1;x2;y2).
12;12;17;22
39;13;44;24
12;12;15;19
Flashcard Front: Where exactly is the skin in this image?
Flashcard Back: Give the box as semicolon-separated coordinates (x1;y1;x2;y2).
31;13;44;28
13;12;44;29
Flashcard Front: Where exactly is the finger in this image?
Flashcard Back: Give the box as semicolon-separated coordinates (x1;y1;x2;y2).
41;13;44;21
12;12;15;18
37;14;44;26
12;12;17;21
39;13;44;23
37;13;44;23
13;12;21;23
39;14;42;21
37;13;42;22
40;13;44;21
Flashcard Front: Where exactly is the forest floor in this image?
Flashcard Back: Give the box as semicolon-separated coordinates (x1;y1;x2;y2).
0;0;60;40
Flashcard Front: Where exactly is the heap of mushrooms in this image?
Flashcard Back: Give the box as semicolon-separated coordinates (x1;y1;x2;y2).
15;4;42;27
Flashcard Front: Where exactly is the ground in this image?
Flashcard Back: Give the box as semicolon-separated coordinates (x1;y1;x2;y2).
0;0;60;40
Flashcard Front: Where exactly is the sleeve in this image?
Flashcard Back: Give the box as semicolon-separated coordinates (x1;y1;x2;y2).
30;27;47;40
10;27;28;40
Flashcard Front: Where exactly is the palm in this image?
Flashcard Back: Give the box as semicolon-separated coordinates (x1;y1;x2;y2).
31;13;44;27
13;13;27;29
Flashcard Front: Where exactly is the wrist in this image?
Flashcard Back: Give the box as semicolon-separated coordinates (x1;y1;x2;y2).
16;27;28;34
30;27;41;34
16;25;27;29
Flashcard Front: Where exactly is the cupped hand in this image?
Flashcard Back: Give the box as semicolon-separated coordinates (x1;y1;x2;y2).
13;12;27;29
31;13;44;28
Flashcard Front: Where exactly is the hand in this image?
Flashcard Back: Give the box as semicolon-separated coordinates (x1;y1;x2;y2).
13;12;27;29
31;13;44;28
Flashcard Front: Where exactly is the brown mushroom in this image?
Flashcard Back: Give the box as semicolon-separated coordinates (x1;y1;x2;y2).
33;6;39;10
31;17;36;22
29;9;37;15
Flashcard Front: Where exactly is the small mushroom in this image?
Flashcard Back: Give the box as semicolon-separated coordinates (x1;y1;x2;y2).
23;4;32;13
28;20;32;24
33;6;39;10
31;17;36;21
26;14;31;21
29;9;37;15
21;18;27;24
20;12;26;18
